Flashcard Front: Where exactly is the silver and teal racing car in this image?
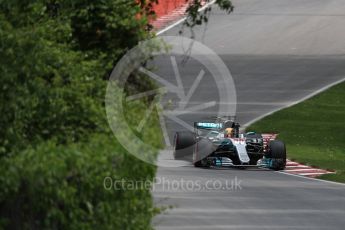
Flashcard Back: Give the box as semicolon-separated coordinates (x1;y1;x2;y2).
173;117;286;170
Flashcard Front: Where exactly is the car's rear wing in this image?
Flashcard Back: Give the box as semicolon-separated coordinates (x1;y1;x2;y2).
194;122;223;130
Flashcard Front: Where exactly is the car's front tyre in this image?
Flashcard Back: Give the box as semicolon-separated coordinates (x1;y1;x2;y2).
267;140;287;170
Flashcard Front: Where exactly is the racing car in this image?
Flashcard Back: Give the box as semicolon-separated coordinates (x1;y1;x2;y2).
173;117;286;170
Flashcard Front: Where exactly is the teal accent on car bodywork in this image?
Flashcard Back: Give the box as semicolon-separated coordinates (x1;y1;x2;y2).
196;122;223;129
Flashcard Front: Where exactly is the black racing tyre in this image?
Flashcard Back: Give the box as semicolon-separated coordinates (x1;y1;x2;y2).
267;140;286;170
173;131;195;159
249;159;258;165
194;158;207;167
245;133;263;139
193;138;213;168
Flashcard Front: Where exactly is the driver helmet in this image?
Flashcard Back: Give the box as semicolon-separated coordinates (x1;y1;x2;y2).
225;128;234;138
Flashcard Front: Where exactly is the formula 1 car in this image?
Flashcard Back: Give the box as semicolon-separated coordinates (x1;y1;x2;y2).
173;117;286;170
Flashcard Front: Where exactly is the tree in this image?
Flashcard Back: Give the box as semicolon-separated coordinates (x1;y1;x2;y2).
0;0;234;229
185;0;234;28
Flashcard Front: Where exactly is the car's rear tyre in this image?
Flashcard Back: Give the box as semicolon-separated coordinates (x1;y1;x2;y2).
193;140;202;167
193;138;213;168
267;140;286;170
194;158;209;167
173;131;195;159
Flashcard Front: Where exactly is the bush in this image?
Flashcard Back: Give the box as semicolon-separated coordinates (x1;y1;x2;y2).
0;1;162;229
0;134;158;230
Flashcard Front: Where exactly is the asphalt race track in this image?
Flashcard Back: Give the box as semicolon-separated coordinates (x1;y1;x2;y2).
152;0;345;229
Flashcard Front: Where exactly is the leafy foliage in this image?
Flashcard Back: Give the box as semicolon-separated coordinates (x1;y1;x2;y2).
0;134;159;230
0;14;106;155
0;1;159;229
0;0;234;229
183;0;234;35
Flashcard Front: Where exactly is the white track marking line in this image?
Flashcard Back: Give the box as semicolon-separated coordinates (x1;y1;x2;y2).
299;172;334;176
283;168;327;172
243;77;345;128
278;171;345;186
285;165;310;168
156;0;216;35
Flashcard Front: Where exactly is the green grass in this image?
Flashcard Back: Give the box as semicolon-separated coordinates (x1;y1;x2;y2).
247;81;345;183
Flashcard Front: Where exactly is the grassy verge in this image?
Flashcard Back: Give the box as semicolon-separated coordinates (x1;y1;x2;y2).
247;81;345;183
